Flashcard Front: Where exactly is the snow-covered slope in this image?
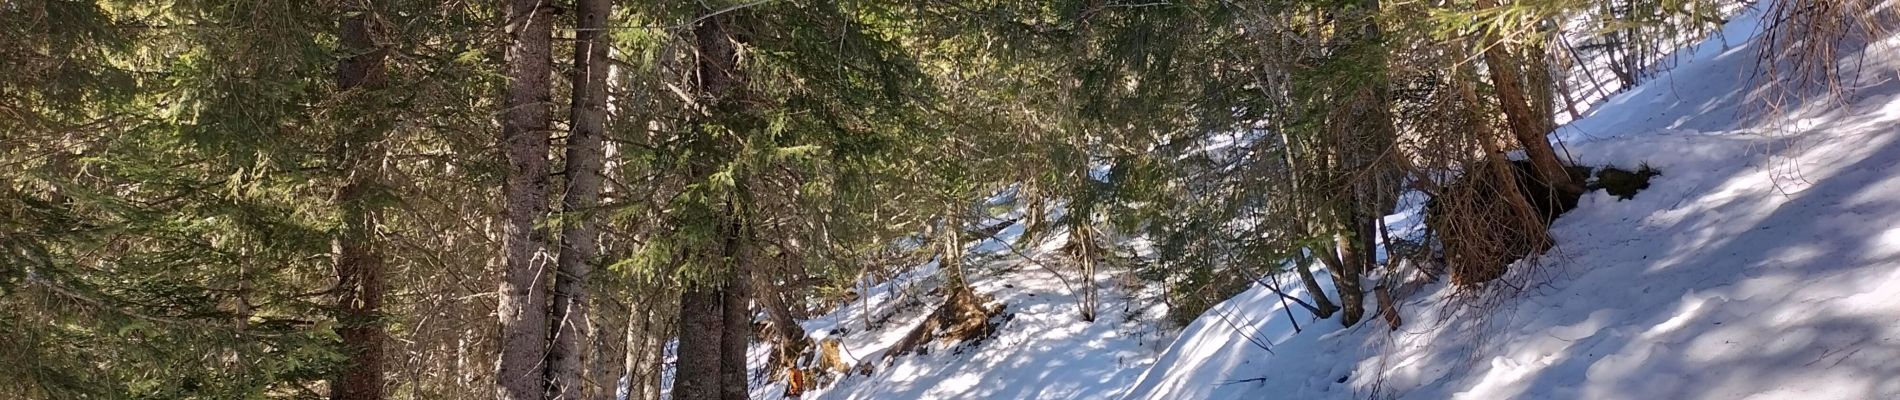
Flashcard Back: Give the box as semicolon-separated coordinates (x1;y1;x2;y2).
735;6;1900;400
748;222;1175;400
1124;7;1900;400
809;261;1170;400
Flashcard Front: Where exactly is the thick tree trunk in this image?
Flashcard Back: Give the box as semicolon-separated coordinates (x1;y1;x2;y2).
549;0;611;396
331;180;386;400
676;9;745;400
1328;222;1367;327
331;1;389;398
496;0;555;397
1477;0;1584;196
674;287;726;400
719;266;751;400
715;205;751;400
1317;0;1390;329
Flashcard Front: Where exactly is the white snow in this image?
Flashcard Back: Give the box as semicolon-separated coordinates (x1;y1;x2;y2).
1124;6;1900;400
746;215;1174;400
724;4;1900;399
807;258;1171;400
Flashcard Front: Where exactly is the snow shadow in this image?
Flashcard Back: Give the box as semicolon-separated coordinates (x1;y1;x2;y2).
1127;18;1900;397
809;216;1171;400
1487;125;1900;399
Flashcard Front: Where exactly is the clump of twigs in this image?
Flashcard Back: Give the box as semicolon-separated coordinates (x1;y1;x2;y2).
1392;55;1581;291
1427;158;1582;286
1756;0;1897;108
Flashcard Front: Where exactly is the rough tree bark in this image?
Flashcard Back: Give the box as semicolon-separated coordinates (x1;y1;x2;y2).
674;286;726;400
331;0;389;398
1321;0;1395;328
1276;127;1339;320
1291;253;1337;319
941;206;970;294
719;256;751;400
549;0;611;396
495;0;555;397
1326;218;1369;327
1477;0;1585;196
676;9;746;400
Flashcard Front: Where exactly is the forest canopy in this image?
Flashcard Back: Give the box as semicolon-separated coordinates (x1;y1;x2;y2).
0;0;1882;399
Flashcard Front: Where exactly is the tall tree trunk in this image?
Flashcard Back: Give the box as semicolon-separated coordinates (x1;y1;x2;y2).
639;299;672;400
674;287;725;400
496;0;555;397
717;203;752;400
676;8;746;400
941;206;969;294
1291;253;1337;319
332;181;386;400
621;300;647;400
1328;219;1367;327
1477;0;1584;196
625;288;673;400
1320;0;1393;328
549;0;611;396
719;262;751;400
1278;122;1339;320
1457;64;1554;284
583;301;623;400
331;0;389;398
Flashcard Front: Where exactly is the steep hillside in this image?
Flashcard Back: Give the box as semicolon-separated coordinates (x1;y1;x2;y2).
725;5;1900;400
1124;7;1900;400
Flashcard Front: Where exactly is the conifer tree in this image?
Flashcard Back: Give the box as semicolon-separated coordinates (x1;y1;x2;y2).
330;0;392;398
548;0;612;397
496;0;556;397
